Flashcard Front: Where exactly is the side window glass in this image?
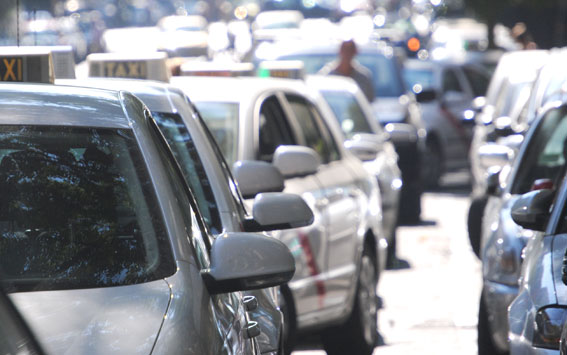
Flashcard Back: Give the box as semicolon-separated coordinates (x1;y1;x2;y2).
442;69;463;93
463;67;490;97
258;96;295;162
152;111;223;235
286;94;340;163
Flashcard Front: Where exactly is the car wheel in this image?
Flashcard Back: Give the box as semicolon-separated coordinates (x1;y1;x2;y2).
468;196;487;259
478;294;508;355
279;285;297;355
423;140;444;189
322;247;378;355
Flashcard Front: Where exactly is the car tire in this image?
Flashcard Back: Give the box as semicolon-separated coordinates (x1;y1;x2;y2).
321;247;378;355
478;294;508;355
423;139;444;189
280;285;297;355
468;196;487;258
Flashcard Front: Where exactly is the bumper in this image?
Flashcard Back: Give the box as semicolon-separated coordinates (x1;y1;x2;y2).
483;280;519;352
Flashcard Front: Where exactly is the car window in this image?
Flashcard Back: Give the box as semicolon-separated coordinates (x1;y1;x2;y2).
462;66;490;97
442;68;463;93
511;107;567;194
321;90;373;138
258;95;296;162
152;111;223;235
402;67;435;92
192;101;239;166
285;94;340;163
0;126;175;292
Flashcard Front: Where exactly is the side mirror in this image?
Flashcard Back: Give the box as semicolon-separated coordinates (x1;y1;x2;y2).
244;192;314;232
201;232;295;294
351;132;389;145
486;169;501;196
383;122;418;144
272;145;320;178
415;88;437;103
478;143;515;171
233;160;284;198
493;116;515;137
510;189;555;231
344;139;380;162
472;96;486;112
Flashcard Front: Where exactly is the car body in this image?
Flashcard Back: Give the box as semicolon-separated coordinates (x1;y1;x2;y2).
171;75;385;354
477;98;567;354
268;40;426;223
58;76;312;354
305;74;402;263
0;81;297;355
403;58;491;186
505;101;567;354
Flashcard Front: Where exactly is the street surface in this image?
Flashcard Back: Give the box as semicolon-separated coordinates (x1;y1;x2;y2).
293;173;482;354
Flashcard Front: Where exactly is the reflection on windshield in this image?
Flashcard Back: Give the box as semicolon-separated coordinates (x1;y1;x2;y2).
0;126;174;292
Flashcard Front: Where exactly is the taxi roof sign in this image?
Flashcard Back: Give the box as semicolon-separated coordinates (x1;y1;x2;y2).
0;47;54;83
257;60;305;79
180;61;255;77
87;52;170;82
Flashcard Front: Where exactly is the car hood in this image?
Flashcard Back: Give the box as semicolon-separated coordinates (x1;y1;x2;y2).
371;97;408;124
9;279;171;355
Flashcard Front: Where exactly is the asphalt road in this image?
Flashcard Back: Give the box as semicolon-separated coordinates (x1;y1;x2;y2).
293;173;482;354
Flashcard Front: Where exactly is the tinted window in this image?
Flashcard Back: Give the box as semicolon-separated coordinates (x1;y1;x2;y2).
258;96;295;162
152;112;223;235
442;69;463;93
0;126;174;292
193;101;239;166
463;67;490;97
286;94;340;163
321;91;373;138
512;107;567;194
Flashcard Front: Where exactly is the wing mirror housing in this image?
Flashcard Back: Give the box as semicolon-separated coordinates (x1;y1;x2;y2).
244;192;314;232
201;232;295;294
510;189;555;231
383;122;418;144
478;143;514;171
344;139;380;162
233;160;284;198
493;116;516;137
415;88;437;103
272;145;320;178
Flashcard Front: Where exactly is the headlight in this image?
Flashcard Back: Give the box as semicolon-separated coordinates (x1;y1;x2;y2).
483;216;525;286
533;307;567;350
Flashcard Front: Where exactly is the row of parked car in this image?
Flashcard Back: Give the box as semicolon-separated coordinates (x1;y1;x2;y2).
466;47;567;355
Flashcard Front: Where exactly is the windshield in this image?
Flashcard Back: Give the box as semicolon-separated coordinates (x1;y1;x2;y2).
152;111;223;235
511;107;567;194
321;90;373;138
279;52;405;98
0;126;174;292
193;101;240;166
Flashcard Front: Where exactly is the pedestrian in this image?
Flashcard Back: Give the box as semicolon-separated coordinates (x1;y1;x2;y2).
511;22;537;50
318;39;375;102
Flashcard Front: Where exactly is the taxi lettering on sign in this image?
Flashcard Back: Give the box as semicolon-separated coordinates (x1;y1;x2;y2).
103;61;147;79
0;57;23;82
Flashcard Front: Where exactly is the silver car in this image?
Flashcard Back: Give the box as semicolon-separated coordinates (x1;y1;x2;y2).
305;74;402;266
505;100;567;354
0;82;297;355
58;76;314;354
171;75;385;355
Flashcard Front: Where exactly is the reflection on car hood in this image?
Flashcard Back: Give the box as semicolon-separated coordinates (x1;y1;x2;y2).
9;280;171;355
371;97;407;124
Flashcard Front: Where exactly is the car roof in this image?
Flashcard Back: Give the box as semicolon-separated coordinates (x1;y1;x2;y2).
57;78;180;114
0;83;129;128
170;76;313;104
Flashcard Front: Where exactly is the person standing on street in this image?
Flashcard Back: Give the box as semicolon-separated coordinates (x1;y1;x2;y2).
319;39;375;102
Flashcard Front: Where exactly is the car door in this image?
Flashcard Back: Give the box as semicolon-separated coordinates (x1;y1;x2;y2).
282;93;361;310
255;93;329;316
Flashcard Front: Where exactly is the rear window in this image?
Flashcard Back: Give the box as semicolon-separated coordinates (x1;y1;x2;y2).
0;126;174;292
